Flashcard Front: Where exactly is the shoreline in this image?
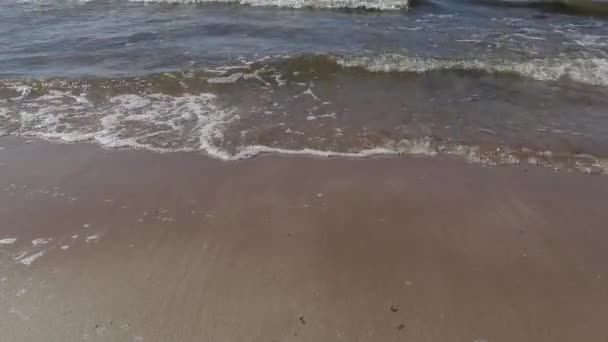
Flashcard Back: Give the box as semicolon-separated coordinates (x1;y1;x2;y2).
3;134;607;176
1;136;608;341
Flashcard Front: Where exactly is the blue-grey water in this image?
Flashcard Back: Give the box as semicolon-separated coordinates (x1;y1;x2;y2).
1;0;608;172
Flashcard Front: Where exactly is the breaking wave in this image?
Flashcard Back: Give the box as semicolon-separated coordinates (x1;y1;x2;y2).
337;54;608;87
1;52;608;174
129;0;409;10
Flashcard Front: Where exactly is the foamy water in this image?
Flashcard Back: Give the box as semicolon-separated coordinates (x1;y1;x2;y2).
130;0;409;9
1;0;608;174
16;251;45;266
337;55;608;87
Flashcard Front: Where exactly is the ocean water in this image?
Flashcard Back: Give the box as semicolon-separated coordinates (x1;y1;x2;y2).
1;0;607;173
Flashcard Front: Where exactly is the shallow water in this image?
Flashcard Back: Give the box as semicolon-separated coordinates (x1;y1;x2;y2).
1;0;607;172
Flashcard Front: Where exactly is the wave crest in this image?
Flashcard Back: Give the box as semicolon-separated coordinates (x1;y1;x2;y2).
130;0;409;10
337;54;608;86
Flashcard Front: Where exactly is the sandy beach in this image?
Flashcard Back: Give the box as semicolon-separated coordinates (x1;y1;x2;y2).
1;136;607;341
2;0;608;340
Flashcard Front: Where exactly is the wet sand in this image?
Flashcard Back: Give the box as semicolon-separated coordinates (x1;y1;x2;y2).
1;136;608;342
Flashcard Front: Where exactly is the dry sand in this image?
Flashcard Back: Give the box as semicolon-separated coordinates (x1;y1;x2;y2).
1;136;608;342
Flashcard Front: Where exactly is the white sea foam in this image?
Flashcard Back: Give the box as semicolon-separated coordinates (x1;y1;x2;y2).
207;73;244;84
16;89;96;142
0;238;17;245
32;238;51;246
219;137;468;161
7;84;32;101
337;54;608;87
85;234;100;242
100;93;235;153
205;137;604;173
218;137;480;161
16;0;92;2
593;159;608;174
9;90;236;154
572;34;608;48
130;0;409;10
1;68;606;174
17;251;45;266
231;144;398;159
3;88;608;172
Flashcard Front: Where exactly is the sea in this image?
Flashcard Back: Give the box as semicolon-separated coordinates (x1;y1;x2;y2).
1;0;607;173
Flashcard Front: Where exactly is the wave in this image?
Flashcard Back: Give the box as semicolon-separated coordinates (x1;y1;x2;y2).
472;0;608;16
198;53;608;87
3;84;605;174
129;0;409;10
215;137;608;177
1;53;607;175
336;54;608;87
